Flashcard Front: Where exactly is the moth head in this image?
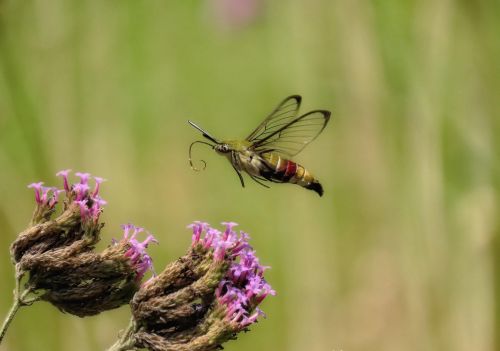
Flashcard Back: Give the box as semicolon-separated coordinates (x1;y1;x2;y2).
215;143;231;154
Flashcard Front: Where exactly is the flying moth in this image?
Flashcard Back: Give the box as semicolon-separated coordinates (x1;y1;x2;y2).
188;95;331;196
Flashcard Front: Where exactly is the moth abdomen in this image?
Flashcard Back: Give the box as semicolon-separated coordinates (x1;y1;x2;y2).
261;153;323;196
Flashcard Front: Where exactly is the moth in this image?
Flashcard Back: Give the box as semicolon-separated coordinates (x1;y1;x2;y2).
188;95;331;196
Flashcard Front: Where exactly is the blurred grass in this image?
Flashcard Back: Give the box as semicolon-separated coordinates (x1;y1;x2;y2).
0;0;499;350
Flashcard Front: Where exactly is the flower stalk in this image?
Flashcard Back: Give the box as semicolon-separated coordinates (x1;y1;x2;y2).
106;319;137;351
0;279;38;344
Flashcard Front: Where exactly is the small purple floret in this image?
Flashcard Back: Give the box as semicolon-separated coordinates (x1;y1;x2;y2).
49;189;63;208
89;196;106;222
75;200;89;219
121;223;134;238
28;182;61;209
73;183;90;201
28;182;44;204
75;172;91;185
56;169;72;192
40;186;52;204
92;176;106;197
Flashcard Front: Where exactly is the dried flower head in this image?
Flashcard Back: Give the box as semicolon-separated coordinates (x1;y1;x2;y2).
112;221;274;351
33;224;158;317
7;171;157;317
11;170;107;267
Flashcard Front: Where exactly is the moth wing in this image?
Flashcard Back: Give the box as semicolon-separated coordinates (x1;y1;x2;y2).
250;110;331;157
246;95;302;143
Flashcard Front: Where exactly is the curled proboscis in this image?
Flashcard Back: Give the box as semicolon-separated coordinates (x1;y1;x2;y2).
189;141;215;172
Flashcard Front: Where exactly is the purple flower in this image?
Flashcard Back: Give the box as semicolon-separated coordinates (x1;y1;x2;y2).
221;221;238;239
54;170;108;224
28;182;61;209
121;223;134;239
24;170;109;225
188;221;249;260
56;169;71;192
73;183;90;201
187;221;275;329
118;224;158;281
213;237;233;262
75;200;89;219
187;221;210;246
240;308;265;327
202;228;219;249
28;182;44;204
48;189;63;208
75;172;91;185
89;196;107;223
92;177;106;197
245;274;275;304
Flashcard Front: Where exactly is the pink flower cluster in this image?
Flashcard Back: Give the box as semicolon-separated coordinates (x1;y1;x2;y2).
188;221;275;329
27;182;62;209
188;221;250;261
56;170;107;223
28;170;107;224
117;224;158;281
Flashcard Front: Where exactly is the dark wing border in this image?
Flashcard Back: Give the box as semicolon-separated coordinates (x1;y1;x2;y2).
246;95;302;142
250;109;331;156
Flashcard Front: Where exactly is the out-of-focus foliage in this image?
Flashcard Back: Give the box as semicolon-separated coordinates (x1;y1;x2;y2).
0;1;498;350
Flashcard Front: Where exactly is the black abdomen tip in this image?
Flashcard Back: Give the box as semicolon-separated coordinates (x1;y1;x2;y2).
306;181;324;197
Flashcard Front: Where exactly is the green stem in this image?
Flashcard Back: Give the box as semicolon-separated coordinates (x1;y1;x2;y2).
106;318;137;351
0;296;21;344
0;289;31;345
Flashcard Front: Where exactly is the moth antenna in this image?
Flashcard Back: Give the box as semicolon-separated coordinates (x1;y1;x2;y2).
189;141;215;172
188;120;220;144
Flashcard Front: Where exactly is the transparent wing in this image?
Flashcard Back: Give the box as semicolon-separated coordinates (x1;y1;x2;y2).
250;110;331;157
246;95;302;142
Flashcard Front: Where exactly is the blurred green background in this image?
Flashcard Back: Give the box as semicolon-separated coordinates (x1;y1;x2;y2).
0;0;499;350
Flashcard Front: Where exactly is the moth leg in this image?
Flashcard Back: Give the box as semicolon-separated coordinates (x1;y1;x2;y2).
256;175;281;184
231;152;245;188
249;174;270;189
232;165;245;188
